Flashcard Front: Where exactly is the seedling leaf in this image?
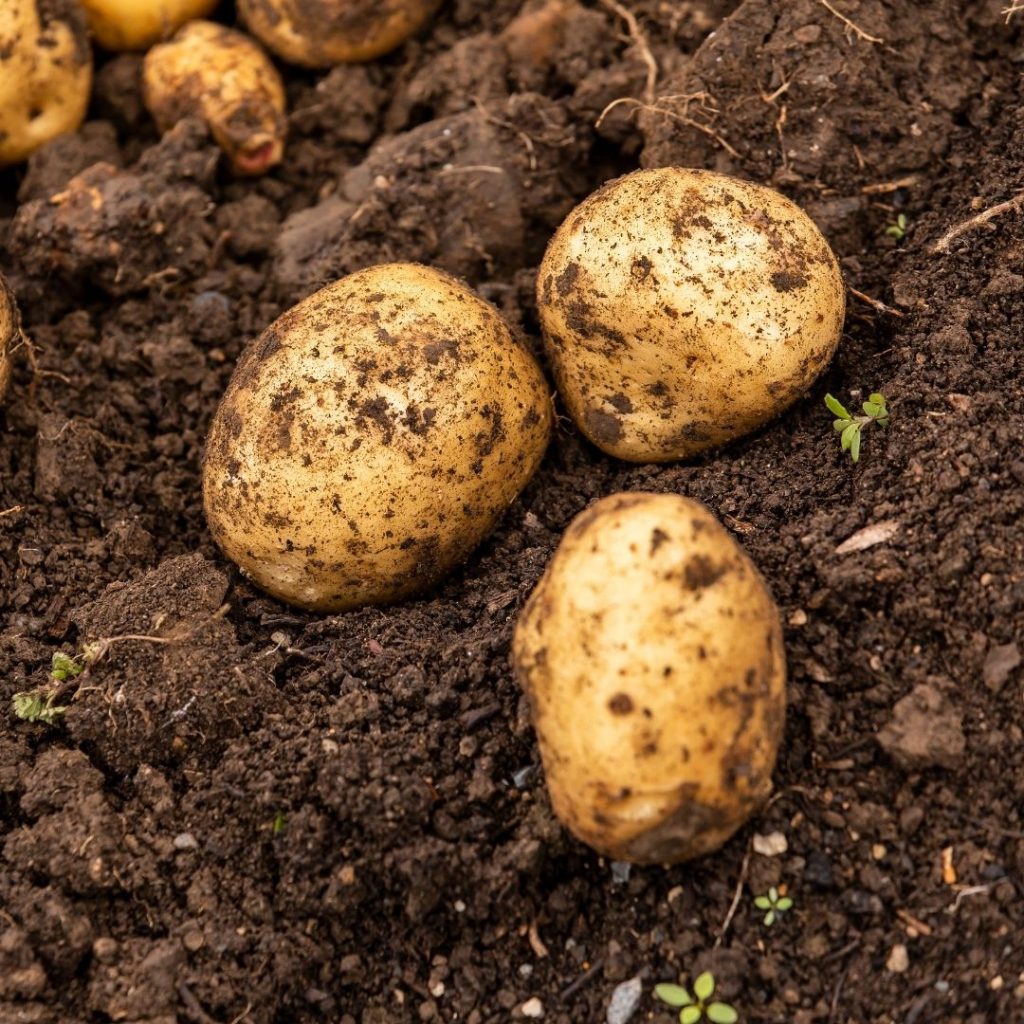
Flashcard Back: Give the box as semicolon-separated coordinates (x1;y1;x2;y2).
776;897;793;911
824;393;851;418
851;429;862;462
764;910;776;926
51;651;83;681
680;1007;703;1024
841;423;858;451
753;896;771;910
707;1003;739;1024
655;984;693;1008
694;973;715;1003
869;393;885;406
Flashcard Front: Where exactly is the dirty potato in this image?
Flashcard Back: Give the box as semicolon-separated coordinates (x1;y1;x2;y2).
536;167;845;462
0;1;92;166
238;0;442;67
143;21;287;176
0;272;20;402
79;0;217;50
203;263;552;611
512;492;786;864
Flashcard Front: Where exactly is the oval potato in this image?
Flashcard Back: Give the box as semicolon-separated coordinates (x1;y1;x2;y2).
0;272;19;403
203;262;552;611
0;1;92;167
512;492;786;864
79;0;217;50
536;167;845;462
238;0;442;67
144;21;287;176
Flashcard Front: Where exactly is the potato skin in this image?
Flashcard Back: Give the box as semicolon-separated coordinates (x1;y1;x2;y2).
203;263;552;612
0;1;92;167
512;493;786;864
0;272;19;403
238;0;442;67
537;167;845;462
143;21;287;177
79;0;217;51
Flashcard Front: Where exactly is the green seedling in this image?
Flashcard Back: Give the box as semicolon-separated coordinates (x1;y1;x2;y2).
655;972;738;1024
272;812;288;836
885;213;907;240
753;886;793;926
825;392;890;463
12;689;67;724
50;651;85;681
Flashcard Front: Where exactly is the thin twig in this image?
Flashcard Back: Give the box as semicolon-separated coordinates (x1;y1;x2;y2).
860;174;920;195
595;96;741;159
597;0;658;105
1004;2;1024;22
816;0;884;43
715;848;751;947
848;286;904;317
933;191;1024;253
0;505;23;518
559;958;605;1002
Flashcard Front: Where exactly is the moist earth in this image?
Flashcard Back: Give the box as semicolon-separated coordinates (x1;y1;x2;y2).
2;1;1024;1023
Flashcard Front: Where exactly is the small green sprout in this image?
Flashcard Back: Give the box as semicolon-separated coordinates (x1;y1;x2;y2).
655;972;738;1024
272;812;288;836
825;392;890;463
12;690;67;724
753;886;793;926
885;213;907;240
50;651;84;681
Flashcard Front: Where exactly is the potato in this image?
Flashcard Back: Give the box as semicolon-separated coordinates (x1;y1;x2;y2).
0;272;20;403
0;1;92;167
79;0;217;51
237;0;442;68
512;493;786;864
143;21;287;177
537;167;845;462
203;262;552;611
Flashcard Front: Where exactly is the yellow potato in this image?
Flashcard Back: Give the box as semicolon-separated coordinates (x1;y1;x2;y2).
143;21;287;177
537;167;845;462
0;272;19;402
0;1;92;166
238;0;442;67
79;0;217;51
513;493;786;864
203;263;552;611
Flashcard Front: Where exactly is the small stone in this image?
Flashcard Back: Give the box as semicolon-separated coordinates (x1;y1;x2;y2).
521;997;544;1018
173;832;198;850
794;24;822;43
182;930;205;952
872;844;887;861
877;684;966;769
788;608;808;626
983;643;1021;693
753;831;788;857
607;976;643;1024
934;980;949;993
992;976;1005;991
611;861;632;884
886;944;909;973
804;851;835;889
454;900;466;913
92;937;118;962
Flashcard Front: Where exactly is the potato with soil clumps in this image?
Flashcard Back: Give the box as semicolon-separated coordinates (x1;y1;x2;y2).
203;263;552;612
0;272;20;402
238;0;442;67
143;21;287;177
0;1;92;166
79;0;216;50
537;167;845;462
513;493;786;864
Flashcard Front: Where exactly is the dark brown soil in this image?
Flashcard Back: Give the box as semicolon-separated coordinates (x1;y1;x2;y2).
2;2;1023;1023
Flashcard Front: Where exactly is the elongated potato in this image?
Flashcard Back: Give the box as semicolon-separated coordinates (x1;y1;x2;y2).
144;21;287;176
203;263;552;611
238;0;442;67
79;0;217;51
513;493;786;864
0;1;92;166
537;167;845;462
0;272;19;402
